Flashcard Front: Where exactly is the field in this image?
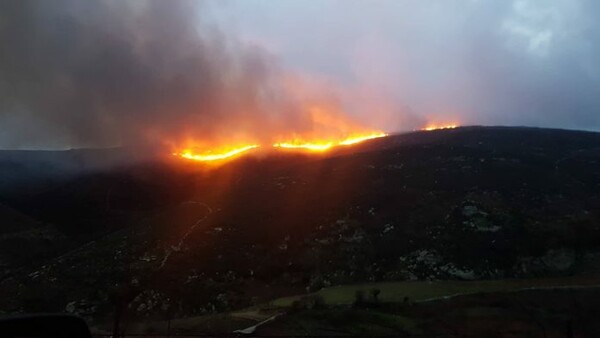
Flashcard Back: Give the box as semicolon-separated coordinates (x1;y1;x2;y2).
120;277;600;337
263;287;600;337
271;275;600;306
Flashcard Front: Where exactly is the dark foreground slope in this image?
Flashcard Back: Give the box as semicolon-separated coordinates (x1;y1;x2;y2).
1;126;600;331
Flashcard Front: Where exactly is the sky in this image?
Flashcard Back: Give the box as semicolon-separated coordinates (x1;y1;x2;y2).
1;0;599;149
209;0;600;129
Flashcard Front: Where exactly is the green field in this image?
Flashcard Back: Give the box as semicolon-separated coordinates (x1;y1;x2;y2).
271;275;600;307
119;276;600;335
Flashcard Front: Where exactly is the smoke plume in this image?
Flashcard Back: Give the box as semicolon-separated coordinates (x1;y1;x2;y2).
1;0;361;150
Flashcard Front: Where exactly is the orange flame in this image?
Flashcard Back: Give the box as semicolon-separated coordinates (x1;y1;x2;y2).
273;141;334;152
421;123;459;131
176;144;259;162
172;91;389;163
175;131;388;163
273;132;387;153
338;132;388;145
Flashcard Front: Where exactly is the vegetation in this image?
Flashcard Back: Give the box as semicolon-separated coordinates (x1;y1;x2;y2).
272;275;600;307
1;126;600;334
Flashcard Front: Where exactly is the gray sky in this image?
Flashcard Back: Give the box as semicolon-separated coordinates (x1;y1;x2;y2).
1;0;599;149
211;0;600;129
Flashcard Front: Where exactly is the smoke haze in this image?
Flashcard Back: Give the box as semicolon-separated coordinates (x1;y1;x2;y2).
0;0;342;150
214;0;600;131
1;0;600;149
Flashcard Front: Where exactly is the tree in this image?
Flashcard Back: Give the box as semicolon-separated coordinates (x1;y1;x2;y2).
370;288;381;303
354;290;365;307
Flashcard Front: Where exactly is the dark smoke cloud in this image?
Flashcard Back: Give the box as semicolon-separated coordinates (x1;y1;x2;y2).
3;1;600;150
0;0;304;149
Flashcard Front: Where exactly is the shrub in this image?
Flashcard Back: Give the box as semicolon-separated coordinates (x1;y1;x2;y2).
353;290;365;307
370;288;381;302
290;294;326;312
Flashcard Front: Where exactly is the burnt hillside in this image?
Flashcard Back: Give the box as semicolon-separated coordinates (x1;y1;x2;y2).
1;126;600;327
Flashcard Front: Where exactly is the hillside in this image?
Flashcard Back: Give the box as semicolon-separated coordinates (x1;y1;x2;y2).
1;126;599;333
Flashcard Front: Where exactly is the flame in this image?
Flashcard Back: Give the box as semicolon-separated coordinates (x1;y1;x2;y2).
175;131;388;163
176;144;259;162
421;123;459;131
338;132;388;145
273;141;334;152
273;132;387;153
172;92;389;162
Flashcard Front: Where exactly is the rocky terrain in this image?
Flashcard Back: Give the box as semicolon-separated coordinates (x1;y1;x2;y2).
1;126;599;332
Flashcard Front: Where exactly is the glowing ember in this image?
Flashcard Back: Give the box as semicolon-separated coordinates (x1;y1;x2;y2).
422;124;459;131
177;144;259;162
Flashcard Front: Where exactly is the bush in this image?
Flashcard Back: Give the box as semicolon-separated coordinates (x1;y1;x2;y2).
290;294;326;312
370;288;381;302
353;290;365;307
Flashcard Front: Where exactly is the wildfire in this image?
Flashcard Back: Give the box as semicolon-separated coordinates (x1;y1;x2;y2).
273;132;387;153
176;144;259;162
175;132;388;163
421;123;459;131
338;132;388;146
173;99;388;163
273;141;334;152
